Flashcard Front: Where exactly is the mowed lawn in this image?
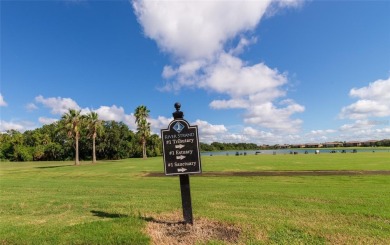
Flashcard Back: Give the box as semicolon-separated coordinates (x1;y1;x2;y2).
1;152;389;244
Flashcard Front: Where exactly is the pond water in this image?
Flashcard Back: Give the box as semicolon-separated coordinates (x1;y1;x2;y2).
200;148;390;156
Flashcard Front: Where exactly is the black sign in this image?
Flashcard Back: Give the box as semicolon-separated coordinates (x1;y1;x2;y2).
161;119;202;175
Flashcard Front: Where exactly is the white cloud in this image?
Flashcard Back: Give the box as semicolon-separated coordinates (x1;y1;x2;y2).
149;116;172;134
194;119;227;135
32;96;139;130
133;0;304;134
241;126;302;144
0;121;24;131
265;0;304;17
338;126;390;142
229;36;258;56
38;117;58;125
0;94;7;107
133;0;271;61
0;120;36;132
338;119;390;132
26;103;38;111
209;99;249;109
28;95;153;132
188;119;260;143
244;100;304;133
190;120;303;145
302;129;338;143
35;95;80;115
94;105;125;122
204;53;287;98
243;126;274;139
94;105;138;131
308;129;336;135
340;77;390;119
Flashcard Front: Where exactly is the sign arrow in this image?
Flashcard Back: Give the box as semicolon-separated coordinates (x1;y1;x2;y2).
176;155;186;160
177;167;187;172
175;144;185;149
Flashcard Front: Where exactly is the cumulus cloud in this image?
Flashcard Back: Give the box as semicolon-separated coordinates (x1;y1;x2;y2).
204;53;287;98
308;129;336;135
302;129;338;143
38;117;58;125
133;0;304;133
241;126;302;144
196;122;245;143
244;100;304;133
35;95;80;115
340;77;390;119
149;116;172;133
0;121;24;131
95;105;126;122
338;126;390;142
0;120;36;132
0;94;7;107
133;0;271;60
94;105;139;130
192;120;303;144
31;96;140;130
194;119;227;135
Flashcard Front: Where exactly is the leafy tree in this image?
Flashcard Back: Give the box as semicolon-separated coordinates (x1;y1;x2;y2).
44;142;64;161
41;122;68;160
0;132;12;160
146;134;162;157
13;145;33;161
61;109;82;165
85;111;103;163
134;105;150;159
33;145;45;161
97;121;135;160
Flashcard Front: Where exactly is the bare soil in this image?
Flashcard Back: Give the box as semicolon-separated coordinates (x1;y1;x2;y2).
142;212;241;245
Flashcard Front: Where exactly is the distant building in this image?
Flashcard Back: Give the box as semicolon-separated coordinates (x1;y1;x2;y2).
345;141;362;147
291;144;306;148
323;142;343;147
259;144;270;149
362;140;378;147
305;143;323;148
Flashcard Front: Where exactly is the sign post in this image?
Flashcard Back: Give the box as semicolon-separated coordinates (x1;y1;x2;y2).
161;102;202;224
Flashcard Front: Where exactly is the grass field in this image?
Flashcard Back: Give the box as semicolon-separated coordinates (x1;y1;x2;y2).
1;152;390;244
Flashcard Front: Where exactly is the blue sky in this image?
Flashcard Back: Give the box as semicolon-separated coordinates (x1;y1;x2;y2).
1;0;390;144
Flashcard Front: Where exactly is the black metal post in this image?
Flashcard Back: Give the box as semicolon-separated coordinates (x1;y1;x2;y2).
173;102;193;224
179;174;193;224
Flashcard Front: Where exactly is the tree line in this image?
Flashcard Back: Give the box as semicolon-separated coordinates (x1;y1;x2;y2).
0;103;263;163
200;142;259;152
0;106;161;163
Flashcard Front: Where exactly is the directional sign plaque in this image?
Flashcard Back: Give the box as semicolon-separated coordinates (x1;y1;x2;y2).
161;119;202;175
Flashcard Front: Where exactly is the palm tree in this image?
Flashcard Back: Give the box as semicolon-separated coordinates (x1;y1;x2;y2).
62;109;81;165
134;105;150;159
85;111;103;164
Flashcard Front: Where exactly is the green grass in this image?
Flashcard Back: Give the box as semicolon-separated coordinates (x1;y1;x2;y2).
1;153;390;244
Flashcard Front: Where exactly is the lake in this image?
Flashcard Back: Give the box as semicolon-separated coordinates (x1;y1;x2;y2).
201;148;390;156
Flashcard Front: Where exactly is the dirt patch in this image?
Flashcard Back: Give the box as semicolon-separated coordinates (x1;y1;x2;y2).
143;212;241;245
144;170;390;177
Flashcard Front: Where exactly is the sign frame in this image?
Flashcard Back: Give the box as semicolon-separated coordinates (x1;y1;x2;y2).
161;119;202;176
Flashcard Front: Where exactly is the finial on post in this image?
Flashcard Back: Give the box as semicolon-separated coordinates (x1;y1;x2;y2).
173;102;184;119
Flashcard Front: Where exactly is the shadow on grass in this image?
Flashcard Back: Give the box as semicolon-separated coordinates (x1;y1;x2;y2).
35;165;72;169
139;215;186;226
91;210;128;219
